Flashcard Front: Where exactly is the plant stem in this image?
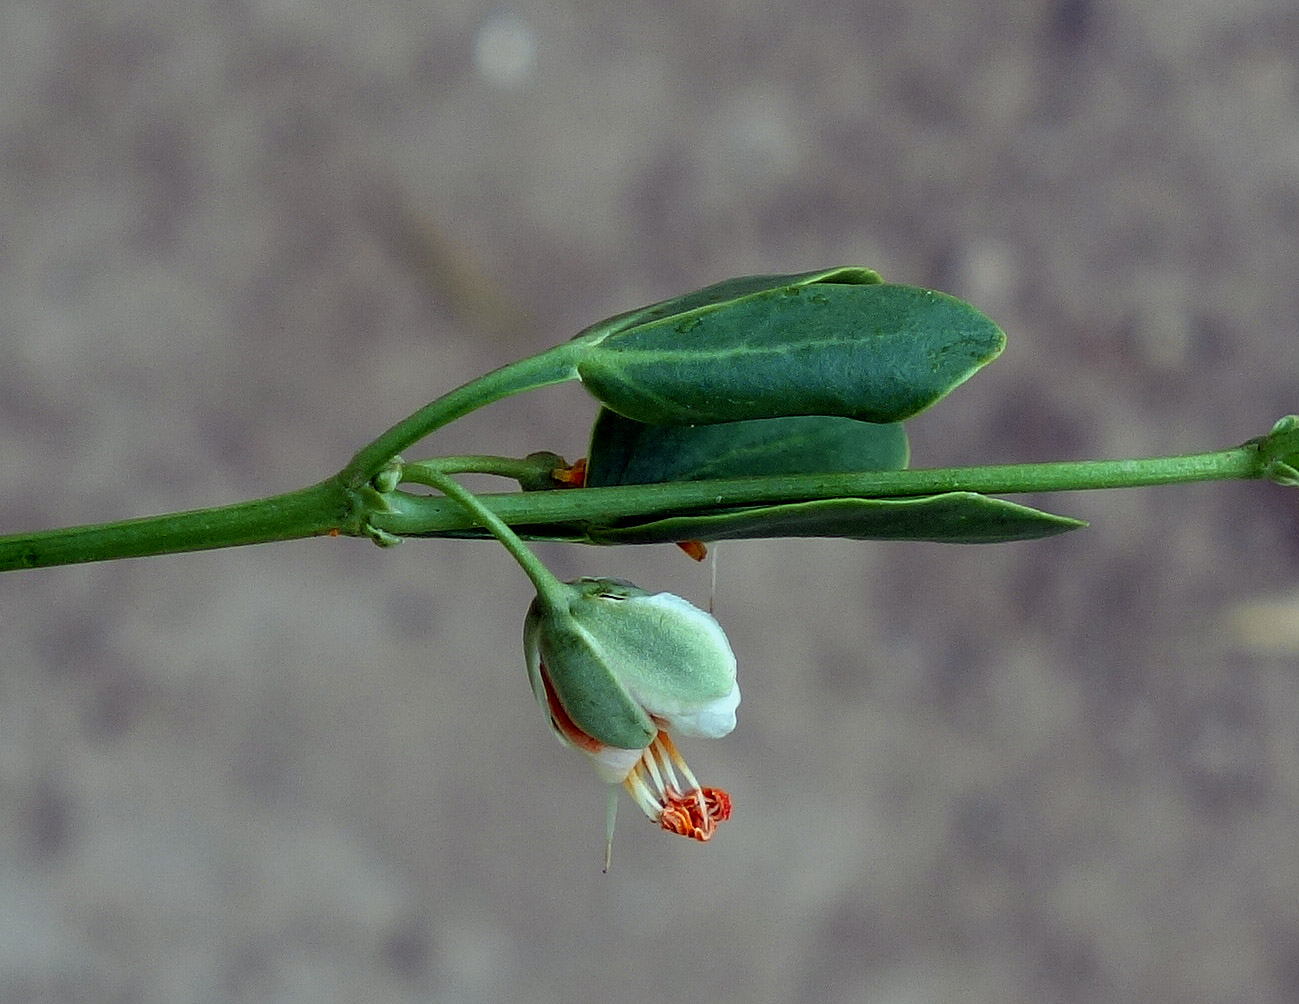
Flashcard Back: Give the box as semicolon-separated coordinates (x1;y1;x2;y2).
400;454;566;486
0;479;352;572
373;444;1266;537
417;469;569;608
0;440;1269;571
339;343;581;488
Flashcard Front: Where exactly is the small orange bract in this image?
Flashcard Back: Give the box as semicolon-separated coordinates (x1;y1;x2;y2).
551;457;587;487
674;539;708;561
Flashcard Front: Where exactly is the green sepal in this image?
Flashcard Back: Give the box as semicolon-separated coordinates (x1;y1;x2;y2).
573;275;1004;425
584;409;908;487
525;581;658;750
587;493;1086;546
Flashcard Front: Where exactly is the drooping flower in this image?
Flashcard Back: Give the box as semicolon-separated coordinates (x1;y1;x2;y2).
408;464;739;864
524;576;739;863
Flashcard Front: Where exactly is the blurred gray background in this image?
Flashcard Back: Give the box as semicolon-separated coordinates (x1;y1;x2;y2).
2;1;1298;1002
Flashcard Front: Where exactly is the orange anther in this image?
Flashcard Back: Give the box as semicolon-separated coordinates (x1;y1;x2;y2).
657;786;731;841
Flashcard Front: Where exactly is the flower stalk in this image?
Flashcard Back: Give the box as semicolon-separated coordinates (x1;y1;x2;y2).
421;467;739;868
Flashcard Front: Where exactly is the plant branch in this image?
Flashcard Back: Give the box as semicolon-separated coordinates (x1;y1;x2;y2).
375;443;1266;538
0;438;1273;572
0;479;353;572
416;469;569;607
339;342;581;488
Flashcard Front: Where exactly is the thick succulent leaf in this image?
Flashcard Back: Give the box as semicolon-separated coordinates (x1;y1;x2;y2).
575;281;1005;425
584;409;909;488
570;266;882;345
587;493;1085;545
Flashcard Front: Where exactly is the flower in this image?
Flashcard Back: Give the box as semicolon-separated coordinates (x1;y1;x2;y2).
523;577;739;860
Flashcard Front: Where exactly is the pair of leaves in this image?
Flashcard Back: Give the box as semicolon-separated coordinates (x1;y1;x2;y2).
565;269;1083;545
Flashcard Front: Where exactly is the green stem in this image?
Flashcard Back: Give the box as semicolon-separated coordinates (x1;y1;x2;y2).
417;469;568;607
0;440;1270;571
374;444;1266;537
401;454;566;487
0;479;353;572
340;343;581;488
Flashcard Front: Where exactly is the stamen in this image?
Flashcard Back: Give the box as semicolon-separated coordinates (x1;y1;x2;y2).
657;732;701;791
619;731;732;842
641;741;668;794
658;787;732;841
623;765;665;818
650;737;681;793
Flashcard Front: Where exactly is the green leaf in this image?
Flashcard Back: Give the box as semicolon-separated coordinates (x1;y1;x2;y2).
574;277;1005;425
584;409;909;487
570;266;882;345
587;493;1085;545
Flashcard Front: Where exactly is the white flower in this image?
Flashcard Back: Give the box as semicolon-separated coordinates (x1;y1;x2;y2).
524;577;739;856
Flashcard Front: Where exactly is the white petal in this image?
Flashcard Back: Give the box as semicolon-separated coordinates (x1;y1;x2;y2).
660;679;740;739
585;744;644;784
